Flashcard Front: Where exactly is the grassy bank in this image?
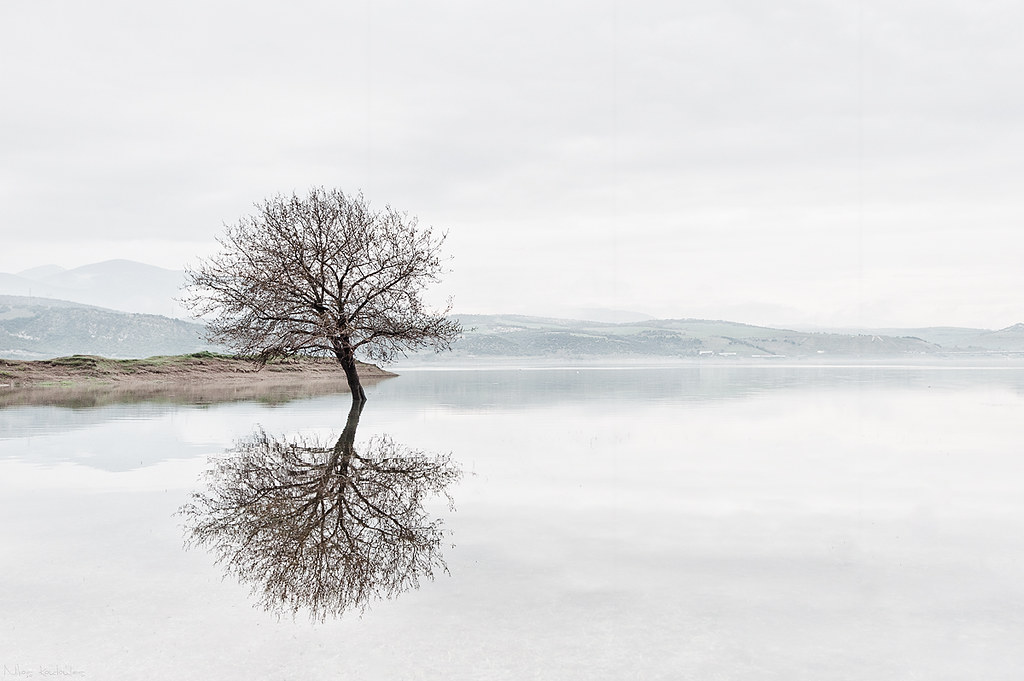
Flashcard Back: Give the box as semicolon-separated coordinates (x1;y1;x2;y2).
0;352;395;388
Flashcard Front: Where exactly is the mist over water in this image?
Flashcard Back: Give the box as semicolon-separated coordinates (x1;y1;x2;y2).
2;365;1023;679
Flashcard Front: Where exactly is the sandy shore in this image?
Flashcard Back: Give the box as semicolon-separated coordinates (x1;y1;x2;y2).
0;353;395;390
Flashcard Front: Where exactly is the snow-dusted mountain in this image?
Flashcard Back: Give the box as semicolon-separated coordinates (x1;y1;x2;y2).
0;295;216;360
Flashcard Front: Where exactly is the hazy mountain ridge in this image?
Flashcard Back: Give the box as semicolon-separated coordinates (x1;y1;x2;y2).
0;296;216;360
812;324;1024;353
0;259;188;318
427;314;945;361
2;294;1022;362
2;260;1019;357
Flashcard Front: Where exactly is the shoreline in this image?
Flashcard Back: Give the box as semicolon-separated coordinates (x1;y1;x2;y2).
0;353;396;389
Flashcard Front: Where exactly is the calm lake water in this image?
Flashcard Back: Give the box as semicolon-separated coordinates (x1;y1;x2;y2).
2;364;1024;679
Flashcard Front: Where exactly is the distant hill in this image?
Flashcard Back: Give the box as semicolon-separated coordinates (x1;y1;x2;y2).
824;324;1024;353
405;314;946;361
397;315;1024;362
0;295;216;360
0;259;187;318
970;323;1024;351
2;297;1022;363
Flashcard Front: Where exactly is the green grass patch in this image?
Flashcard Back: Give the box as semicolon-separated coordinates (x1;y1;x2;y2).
187;351;234;360
48;355;103;369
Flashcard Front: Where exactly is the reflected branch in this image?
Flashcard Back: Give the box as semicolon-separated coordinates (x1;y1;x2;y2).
180;401;461;620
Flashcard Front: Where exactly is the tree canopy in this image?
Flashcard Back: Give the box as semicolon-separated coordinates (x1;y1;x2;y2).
184;188;461;401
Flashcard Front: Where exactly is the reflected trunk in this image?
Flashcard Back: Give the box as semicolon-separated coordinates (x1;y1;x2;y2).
329;399;364;473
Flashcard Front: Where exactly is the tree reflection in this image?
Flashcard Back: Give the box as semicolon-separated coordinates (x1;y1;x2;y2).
180;401;461;620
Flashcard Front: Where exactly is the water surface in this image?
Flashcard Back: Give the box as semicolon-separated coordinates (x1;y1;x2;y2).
2;365;1023;679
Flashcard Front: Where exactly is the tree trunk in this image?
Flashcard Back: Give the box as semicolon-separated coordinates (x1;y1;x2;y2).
334;341;367;403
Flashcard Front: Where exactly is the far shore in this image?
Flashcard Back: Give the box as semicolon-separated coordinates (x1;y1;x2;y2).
0;352;395;390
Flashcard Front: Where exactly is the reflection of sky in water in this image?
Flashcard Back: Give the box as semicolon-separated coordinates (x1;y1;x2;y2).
2;366;1024;679
0;393;377;474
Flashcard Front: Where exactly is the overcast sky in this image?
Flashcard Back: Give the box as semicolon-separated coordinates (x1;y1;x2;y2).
2;1;1022;328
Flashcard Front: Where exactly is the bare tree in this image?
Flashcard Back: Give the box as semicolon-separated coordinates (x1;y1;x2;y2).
179;401;462;621
184;188;461;402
